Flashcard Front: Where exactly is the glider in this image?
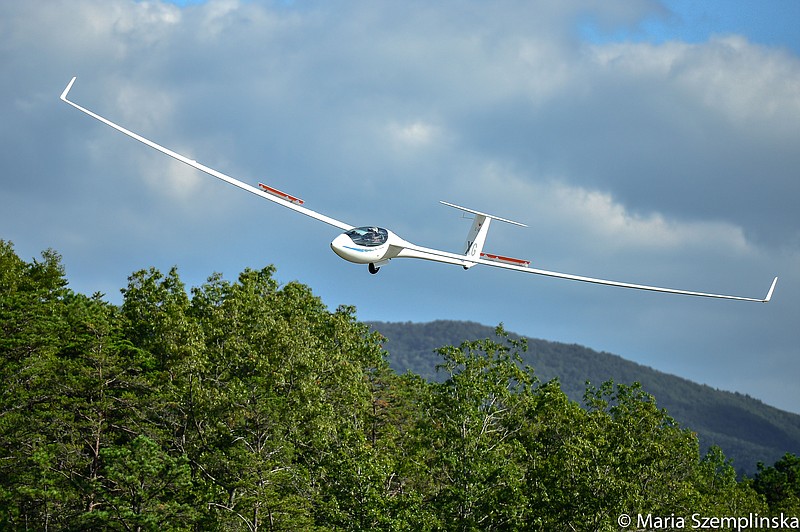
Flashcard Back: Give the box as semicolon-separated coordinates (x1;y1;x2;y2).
61;77;777;303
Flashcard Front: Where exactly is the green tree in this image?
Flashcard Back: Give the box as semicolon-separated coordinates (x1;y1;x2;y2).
185;268;395;530
0;248;201;529
57;292;161;520
753;453;800;514
693;446;766;516
82;435;196;530
120;266;203;378
414;327;533;530
0;241;75;527
584;381;699;519
512;377;593;529
515;379;703;530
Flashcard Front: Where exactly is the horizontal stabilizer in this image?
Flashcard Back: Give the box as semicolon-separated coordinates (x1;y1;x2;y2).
440;201;527;227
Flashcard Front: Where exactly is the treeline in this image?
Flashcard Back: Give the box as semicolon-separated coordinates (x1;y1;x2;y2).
369;320;800;476
1;240;798;531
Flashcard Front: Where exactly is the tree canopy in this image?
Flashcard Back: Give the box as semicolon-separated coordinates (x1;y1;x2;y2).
0;240;793;530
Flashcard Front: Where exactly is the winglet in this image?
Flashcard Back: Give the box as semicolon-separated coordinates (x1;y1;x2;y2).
763;277;778;303
61;76;77;102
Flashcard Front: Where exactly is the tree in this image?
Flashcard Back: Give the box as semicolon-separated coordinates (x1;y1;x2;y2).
0;241;75;527
185;268;396;530
753;453;800;514
514;379;704;530
512;377;594;529
57;292;160;521
412;327;533;530
120;266;202;377
693;446;766;516
81;435;196;530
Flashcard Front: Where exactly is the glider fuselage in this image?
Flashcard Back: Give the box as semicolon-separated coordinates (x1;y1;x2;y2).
330;227;395;264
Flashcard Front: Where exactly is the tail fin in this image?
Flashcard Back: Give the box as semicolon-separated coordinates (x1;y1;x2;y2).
440;201;527;266
464;213;492;258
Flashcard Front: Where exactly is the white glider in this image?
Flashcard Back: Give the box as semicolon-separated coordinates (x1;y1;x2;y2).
61;77;777;303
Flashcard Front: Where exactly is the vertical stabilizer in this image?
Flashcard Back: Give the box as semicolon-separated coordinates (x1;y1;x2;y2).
464;215;491;261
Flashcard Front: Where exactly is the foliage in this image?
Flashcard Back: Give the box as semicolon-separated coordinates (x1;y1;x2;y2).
0;240;794;530
753;453;800;515
369;319;800;477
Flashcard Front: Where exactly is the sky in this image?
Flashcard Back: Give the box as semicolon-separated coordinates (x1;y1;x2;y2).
2;0;798;413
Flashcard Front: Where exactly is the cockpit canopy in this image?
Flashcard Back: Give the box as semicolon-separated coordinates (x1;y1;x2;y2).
345;227;389;247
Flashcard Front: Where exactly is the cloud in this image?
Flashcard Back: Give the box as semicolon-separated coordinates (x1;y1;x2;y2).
543;181;751;255
592;35;800;126
461;34;800;248
455;163;754;267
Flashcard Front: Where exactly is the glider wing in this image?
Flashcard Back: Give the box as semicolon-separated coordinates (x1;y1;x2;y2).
398;201;777;303
60;77;354;231
398;238;777;302
474;257;779;303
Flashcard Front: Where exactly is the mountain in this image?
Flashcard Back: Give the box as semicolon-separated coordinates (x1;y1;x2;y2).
367;320;800;476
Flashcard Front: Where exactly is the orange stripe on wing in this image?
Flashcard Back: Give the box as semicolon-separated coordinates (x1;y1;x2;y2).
481;252;530;268
258;182;304;205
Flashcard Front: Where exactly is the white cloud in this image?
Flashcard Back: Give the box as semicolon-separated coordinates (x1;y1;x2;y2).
590;36;800;128
471;165;752;257
387;120;441;149
544;181;751;254
138;155;205;203
113;81;177;131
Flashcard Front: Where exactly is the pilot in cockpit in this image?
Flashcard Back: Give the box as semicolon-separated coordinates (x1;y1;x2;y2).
365;227;382;244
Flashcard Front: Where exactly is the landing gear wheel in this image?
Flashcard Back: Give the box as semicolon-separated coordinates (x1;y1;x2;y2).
368;263;380;275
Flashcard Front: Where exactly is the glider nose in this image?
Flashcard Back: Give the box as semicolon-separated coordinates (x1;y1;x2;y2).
330;233;353;262
331;232;382;264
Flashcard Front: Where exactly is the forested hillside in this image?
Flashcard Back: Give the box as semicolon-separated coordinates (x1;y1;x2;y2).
2;240;799;530
368;320;800;477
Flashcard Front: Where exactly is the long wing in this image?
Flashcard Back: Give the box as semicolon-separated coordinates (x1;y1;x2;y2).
394;237;777;303
477;257;779;303
60;77;354;231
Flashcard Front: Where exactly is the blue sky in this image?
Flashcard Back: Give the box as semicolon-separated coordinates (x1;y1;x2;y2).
580;0;800;53
2;0;798;413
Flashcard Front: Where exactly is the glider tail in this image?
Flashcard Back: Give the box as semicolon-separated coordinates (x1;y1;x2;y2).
440;201;527;268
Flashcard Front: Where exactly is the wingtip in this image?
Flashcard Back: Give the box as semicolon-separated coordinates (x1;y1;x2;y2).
60;76;77;101
763;276;778;303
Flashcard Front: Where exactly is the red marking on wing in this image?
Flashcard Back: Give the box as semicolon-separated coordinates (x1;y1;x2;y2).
258;182;304;205
480;252;530;268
